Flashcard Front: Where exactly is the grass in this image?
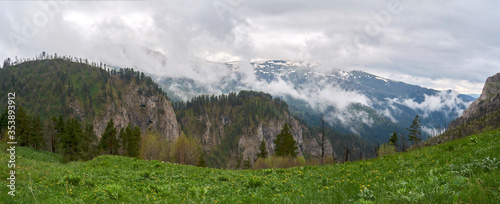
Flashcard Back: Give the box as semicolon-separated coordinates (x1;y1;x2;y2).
1;129;499;203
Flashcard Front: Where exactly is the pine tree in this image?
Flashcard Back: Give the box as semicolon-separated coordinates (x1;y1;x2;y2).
54;115;65;153
99;118;119;155
16;106;31;146
118;128;126;155
400;134;407;152
389;131;399;151
407;115;422;145
0;108;8;131
197;152;207;167
30;115;45;149
61;118;83;162
127;126;141;158
82;124;97;160
274;123;298;157
256;139;268;159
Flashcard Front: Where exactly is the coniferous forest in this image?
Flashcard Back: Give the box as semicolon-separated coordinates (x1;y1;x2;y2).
0;55;499;203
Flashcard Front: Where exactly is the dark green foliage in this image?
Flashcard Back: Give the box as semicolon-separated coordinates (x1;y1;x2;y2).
257;139;268;159
30;115;45;149
407;115;422;145
82;124;98;160
60;118;83;162
389;131;399;150
274;123;298;157
16;106;30;146
99;118;119;155
197;152;207;168
120;123;141;158
0;57;169;124
127;126;141;158
0;108;7;130
175;90;291;168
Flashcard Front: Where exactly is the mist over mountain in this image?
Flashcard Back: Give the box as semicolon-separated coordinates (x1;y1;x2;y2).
149;59;474;143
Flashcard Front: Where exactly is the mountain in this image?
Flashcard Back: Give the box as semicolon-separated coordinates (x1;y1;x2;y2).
421;73;500;147
451;73;500;128
173;90;375;168
0;57;374;168
156;60;474;144
0;59;180;139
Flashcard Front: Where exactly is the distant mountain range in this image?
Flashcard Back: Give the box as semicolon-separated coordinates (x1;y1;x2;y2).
155;60;475;144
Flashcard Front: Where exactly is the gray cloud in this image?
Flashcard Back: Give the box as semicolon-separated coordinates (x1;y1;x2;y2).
0;0;498;94
388;90;472;118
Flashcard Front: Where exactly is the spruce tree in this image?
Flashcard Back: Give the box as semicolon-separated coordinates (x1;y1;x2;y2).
274;123;298;157
389;131;399;151
127;126;141;158
16;106;30;146
30;115;45;149
61;118;82;162
82;124;97;160
99;118;119;155
407;115;422;145
256;139;268;159
118;128;126;155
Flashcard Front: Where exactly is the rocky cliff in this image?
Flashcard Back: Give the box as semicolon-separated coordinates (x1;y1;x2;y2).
91;79;180;140
450;73;500;128
420;73;500;147
174;91;338;168
0;59;180;141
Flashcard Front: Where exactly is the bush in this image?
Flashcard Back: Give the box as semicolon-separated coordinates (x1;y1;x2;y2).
253;156;309;170
246;177;263;188
64;175;81;186
378;143;396;157
104;184;122;200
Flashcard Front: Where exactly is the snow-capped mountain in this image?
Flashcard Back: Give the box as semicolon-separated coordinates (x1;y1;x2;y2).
156;60;474;144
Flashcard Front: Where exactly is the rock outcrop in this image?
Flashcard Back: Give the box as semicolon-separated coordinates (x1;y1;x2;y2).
420;73;500;147
83;79;180;140
450;73;500;129
94;86;180;140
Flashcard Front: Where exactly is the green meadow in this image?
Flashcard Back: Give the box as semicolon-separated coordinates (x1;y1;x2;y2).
1;128;499;203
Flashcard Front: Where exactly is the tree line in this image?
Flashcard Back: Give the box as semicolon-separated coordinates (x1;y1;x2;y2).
379;115;423;156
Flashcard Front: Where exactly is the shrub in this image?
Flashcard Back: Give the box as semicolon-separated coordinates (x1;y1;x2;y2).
254;158;269;170
140;171;151;179
378;143;396;157
64;175;81;186
104;184;122;200
246;177;263;188
217;175;229;182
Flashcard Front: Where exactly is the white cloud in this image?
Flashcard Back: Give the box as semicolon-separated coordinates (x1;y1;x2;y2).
389;90;472;118
0;0;498;94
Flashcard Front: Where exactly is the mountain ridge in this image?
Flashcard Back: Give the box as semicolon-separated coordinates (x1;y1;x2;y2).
155;59;474;144
0;58;180;140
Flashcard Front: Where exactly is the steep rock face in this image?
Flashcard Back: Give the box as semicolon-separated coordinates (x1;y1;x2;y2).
0;59;181;141
420;73;500;148
195;113;333;162
90;81;180;140
450;73;500;128
237;117;307;162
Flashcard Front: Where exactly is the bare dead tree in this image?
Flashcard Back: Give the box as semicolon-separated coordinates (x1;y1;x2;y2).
344;147;351;163
320;117;326;164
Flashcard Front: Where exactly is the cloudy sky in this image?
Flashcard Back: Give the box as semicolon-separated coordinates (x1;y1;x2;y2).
0;0;498;94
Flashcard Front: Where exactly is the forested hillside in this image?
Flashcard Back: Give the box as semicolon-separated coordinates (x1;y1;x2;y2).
0;57;378;169
0;57;179;138
174;91;376;169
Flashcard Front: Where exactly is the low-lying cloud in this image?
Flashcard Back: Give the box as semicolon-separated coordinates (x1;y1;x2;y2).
388;90;472;118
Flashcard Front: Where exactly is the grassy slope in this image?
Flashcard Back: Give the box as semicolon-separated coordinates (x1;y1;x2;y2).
1;129;499;203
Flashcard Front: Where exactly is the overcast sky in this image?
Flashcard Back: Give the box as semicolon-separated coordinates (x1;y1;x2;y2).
0;0;498;94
